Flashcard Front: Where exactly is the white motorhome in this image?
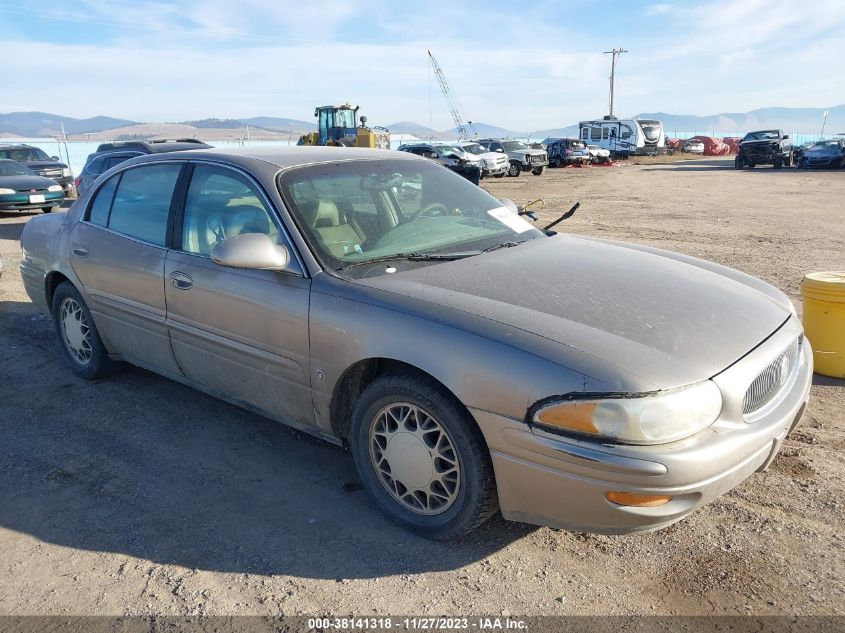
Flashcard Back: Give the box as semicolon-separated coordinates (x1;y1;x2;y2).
578;118;664;157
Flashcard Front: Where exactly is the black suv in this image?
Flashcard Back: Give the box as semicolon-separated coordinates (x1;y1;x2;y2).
0;144;74;195
76;139;212;195
735;130;793;169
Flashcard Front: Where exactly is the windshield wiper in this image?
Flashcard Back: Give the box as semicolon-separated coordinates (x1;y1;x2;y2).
482;240;524;253
336;251;481;270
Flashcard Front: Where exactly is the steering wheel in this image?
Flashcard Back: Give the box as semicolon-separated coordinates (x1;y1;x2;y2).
412;202;449;221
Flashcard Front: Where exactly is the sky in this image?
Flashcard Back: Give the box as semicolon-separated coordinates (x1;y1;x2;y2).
2;0;844;131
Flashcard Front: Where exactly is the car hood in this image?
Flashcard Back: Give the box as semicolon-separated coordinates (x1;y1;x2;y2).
806;148;840;156
22;160;67;170
0;174;57;190
356;235;791;389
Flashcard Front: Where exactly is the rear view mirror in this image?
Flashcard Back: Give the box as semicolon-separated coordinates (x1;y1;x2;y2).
211;233;289;271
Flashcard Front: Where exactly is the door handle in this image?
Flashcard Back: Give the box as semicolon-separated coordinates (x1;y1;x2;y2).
71;244;89;258
169;271;193;290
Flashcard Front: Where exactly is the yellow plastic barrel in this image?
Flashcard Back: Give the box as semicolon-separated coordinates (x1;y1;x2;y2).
801;271;845;378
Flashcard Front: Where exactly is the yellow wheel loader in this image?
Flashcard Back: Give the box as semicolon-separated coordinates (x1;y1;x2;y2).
297;104;390;149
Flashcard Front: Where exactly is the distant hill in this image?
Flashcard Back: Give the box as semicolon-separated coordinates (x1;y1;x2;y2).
237;116;315;133
528;124;580;140
635;105;845;135
0;111;137;137
182;118;253;130
386;121;446;138
454;122;526;139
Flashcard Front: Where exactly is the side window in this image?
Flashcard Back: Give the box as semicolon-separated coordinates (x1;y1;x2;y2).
181;165;279;257
105;155;134;170
88;174;119;226
591;127;602;141
603;128;609;139
87;156;106;175
581;128;588;140
620;125;633;139
108;164;181;246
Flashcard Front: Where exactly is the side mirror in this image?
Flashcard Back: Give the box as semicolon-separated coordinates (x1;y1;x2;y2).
211;233;289;271
499;198;519;214
51;156;60;161
495;148;504;153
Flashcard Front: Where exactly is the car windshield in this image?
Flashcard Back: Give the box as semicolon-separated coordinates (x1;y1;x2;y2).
278;159;545;276
460;143;484;155
743;130;780;141
435;145;463;157
501;141;528;151
0;160;35;176
0;147;49;161
809;141;840;149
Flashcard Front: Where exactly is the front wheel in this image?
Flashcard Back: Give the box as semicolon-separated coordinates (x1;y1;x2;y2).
51;282;118;380
784;152;792;167
507;161;521;177
350;371;499;540
42;206;55;213
734;155;743;169
531;166;545;176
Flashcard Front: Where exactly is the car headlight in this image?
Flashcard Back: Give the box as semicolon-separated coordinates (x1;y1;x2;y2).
0;188;15;194
532;380;722;445
48;184;63;192
62;168;72;177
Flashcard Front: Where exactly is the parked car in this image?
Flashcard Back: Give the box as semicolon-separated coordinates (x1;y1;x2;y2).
0;144;74;196
397;142;481;184
735;130;793;169
586;144;611;164
476;139;548;176
75;139;213;196
20;147;811;539
796;139;845;169
0;159;65;213
546;138;591;167
458;141;509;178
681;139;705;154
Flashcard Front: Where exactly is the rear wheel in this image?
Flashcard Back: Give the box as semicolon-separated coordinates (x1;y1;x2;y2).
51;282;117;380
41;206;55;213
550;157;561;168
507;161;521;177
350;371;498;540
531;166;545;176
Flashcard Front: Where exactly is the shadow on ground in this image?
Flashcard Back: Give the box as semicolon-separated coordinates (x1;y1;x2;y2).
0;303;533;580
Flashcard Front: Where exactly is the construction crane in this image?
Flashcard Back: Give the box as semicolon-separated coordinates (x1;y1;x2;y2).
428;49;474;140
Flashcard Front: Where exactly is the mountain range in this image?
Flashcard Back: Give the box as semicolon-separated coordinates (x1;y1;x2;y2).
2;105;843;140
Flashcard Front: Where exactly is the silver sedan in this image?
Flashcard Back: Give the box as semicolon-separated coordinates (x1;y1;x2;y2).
20;147;811;539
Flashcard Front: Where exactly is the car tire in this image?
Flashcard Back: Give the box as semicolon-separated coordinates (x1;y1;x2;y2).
350;371;499;540
550;157;561;168
507;162;521;177
784;152;792;167
41;206;55;213
494;173;505;178
773;156;783;169
51;282;118;380
531;166;545;176
734;155;743;169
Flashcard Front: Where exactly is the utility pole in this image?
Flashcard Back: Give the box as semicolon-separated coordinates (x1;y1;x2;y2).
603;48;627;118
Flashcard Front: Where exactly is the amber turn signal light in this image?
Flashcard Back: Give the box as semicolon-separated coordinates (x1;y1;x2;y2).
605;491;672;507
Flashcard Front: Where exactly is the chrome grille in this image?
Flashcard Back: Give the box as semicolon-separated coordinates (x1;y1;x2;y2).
742;338;799;416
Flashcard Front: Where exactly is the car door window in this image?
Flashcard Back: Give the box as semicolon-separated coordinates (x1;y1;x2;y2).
87;156;106;175
181;165;279;257
108;164;181;246
88;175;119;226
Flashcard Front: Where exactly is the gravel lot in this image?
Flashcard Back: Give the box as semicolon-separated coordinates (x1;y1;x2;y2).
0;157;842;618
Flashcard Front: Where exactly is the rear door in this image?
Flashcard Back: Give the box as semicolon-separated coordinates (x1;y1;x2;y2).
69;162;184;373
163;163;314;430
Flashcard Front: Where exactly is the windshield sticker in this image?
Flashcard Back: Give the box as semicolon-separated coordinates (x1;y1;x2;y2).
487;206;534;234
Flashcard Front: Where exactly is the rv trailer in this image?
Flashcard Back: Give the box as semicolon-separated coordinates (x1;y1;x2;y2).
578;118;664;158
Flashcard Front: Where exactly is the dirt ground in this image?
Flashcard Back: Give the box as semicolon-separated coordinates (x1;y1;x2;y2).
0;158;843;618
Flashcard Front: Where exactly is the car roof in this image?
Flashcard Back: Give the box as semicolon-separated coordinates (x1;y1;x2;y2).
123;146;420;171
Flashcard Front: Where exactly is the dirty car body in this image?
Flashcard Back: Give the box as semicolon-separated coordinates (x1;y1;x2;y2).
20;147;812;539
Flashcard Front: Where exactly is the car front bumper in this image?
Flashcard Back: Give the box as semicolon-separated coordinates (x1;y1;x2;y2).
482;164;509;176
0;191;64;211
472;316;812;534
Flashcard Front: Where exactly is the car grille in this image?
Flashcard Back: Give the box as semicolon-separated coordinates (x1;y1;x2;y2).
529;154;547;164
742;338;799;416
35;167;64;179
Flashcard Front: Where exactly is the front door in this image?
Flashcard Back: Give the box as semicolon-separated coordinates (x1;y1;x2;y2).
69;163;183;374
163;163;314;429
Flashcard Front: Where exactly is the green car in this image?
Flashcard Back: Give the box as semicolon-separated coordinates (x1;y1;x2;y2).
0;159;65;213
